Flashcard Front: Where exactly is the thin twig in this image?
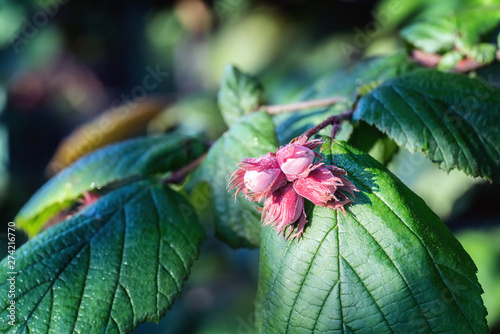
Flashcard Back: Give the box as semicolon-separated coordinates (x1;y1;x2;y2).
162;153;207;185
258;97;345;115
330;119;342;139
412;49;487;73
412;49;441;67
303;109;354;140
452;59;484;73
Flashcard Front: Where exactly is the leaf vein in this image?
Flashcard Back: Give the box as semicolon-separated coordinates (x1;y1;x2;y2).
349;213;433;331
341;256;393;333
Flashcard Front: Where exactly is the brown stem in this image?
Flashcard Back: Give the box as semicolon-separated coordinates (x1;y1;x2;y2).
412;49;487;73
412;49;442;67
162;153;207;185
452;58;484;73
303;109;354;140
258;97;345;115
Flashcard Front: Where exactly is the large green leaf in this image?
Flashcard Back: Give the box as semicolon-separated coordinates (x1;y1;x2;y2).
16;134;207;237
189;111;277;248
218;65;263;127
0;181;204;333
274;53;418;144
353;69;500;181
256;140;487;333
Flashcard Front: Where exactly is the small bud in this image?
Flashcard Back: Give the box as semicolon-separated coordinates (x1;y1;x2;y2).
244;169;281;193
261;183;307;239
228;153;287;202
276;145;315;181
276;135;324;181
294;166;358;215
77;191;101;210
293;167;341;204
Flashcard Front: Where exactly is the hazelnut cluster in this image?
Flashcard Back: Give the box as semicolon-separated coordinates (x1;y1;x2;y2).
229;136;358;239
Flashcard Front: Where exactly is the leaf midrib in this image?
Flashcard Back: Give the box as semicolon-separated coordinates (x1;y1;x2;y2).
283;218;339;333
337;142;477;333
11;188;147;332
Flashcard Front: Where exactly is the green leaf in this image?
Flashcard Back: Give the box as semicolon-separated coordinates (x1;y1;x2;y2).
401;7;500;54
1;181;204;333
218;65;264;127
353;69;500;180
400;17;456;53
274;53;418;144
463;43;497;65
438;50;463;70
189;111;277;248
456;8;500;47
256;140;487;333
16;134;207;237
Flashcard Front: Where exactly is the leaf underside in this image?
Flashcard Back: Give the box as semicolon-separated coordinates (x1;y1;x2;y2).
189;111;278;248
1;181;204;333
218;64;263;127
256;140;487;334
354;69;500;181
16;134;206;237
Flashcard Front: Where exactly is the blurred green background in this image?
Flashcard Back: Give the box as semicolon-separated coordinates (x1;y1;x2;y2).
1;0;500;332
